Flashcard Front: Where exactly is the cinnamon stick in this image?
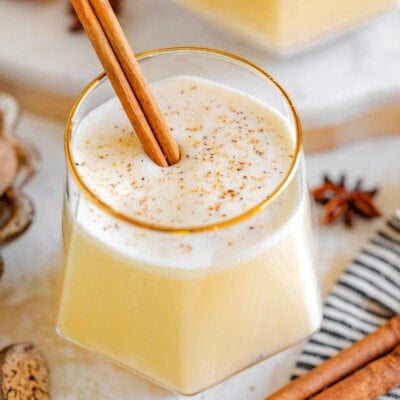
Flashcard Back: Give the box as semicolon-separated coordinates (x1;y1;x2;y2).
71;0;179;167
266;315;400;400
312;345;400;400
88;0;180;166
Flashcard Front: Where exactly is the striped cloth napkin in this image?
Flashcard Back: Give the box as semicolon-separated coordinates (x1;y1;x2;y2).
292;213;400;399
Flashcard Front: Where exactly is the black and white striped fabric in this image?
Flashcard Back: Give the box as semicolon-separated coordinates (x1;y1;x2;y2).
292;214;400;399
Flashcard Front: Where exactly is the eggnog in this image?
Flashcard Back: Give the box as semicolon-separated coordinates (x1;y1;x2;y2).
176;0;398;52
58;75;321;394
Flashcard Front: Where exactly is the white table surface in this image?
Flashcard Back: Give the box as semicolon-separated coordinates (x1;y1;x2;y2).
0;0;399;128
0;110;399;400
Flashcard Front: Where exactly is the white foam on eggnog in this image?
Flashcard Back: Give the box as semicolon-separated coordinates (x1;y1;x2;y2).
72;76;301;271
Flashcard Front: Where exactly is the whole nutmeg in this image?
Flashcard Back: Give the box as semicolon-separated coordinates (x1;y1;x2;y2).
0;342;50;400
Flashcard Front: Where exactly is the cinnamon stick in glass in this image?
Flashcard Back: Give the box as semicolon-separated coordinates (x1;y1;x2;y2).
71;0;180;167
88;0;180;166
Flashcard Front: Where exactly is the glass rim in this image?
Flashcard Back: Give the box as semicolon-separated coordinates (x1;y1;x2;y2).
65;46;302;234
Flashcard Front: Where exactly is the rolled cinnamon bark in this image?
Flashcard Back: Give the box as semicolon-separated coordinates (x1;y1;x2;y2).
266;315;400;400
312;345;400;400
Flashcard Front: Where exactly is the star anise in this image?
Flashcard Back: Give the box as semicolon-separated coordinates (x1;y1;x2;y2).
311;174;381;228
69;0;123;32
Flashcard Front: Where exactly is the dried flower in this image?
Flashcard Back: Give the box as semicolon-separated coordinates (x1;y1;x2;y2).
0;93;39;279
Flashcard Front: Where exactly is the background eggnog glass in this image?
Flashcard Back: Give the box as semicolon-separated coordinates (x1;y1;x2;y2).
58;47;321;395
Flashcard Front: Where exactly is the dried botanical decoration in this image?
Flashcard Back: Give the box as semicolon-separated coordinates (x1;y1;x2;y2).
0;342;50;400
0;189;34;243
69;0;123;31
311;174;381;228
0;138;18;197
0;93;40;279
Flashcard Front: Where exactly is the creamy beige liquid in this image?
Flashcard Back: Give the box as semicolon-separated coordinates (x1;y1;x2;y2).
176;0;397;51
57;76;321;394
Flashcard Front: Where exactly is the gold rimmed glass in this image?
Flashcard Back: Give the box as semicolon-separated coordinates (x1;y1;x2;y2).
58;47;321;395
65;47;302;234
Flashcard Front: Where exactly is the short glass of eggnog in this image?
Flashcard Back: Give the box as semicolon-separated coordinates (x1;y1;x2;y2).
58;47;321;395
